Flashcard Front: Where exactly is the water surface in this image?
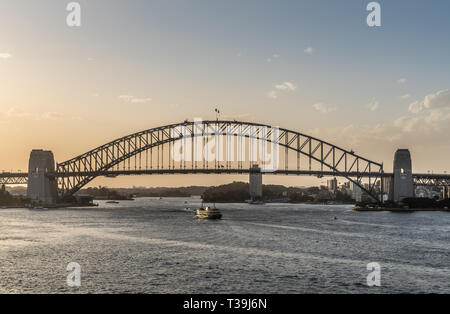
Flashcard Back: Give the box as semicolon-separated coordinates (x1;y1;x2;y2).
0;197;448;293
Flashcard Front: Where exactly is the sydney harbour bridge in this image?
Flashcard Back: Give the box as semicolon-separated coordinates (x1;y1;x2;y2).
1;119;449;204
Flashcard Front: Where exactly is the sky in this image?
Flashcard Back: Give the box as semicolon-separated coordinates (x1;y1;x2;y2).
1;0;450;188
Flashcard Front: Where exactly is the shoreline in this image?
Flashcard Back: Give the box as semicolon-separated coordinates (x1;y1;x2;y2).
353;207;450;212
0;203;99;210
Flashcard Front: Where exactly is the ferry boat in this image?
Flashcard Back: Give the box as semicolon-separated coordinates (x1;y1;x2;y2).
245;199;265;205
195;204;222;219
31;206;49;210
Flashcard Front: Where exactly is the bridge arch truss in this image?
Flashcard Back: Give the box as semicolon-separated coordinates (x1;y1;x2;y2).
56;120;385;200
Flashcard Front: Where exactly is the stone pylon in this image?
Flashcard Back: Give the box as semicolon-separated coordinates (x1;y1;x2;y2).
249;164;263;201
27;150;58;205
391;149;414;202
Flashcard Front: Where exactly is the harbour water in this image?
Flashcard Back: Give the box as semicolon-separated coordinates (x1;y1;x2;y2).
0;197;449;293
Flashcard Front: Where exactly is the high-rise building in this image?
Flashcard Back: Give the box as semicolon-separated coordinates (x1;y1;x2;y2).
327;178;337;192
351;182;362;202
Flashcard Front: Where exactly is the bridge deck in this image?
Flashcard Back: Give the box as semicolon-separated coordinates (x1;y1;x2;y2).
3;170;450;180
2;169;449;186
54;169;390;177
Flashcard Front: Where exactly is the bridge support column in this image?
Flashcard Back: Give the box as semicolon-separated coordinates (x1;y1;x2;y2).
443;186;449;200
249;165;262;201
27;150;57;205
391;149;414;203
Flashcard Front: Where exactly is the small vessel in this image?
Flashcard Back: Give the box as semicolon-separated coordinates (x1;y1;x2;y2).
195;203;222;219
245;199;265;205
31;206;48;210
106;201;119;204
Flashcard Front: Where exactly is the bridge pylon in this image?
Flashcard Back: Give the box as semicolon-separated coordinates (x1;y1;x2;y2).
391;149;414;202
249;164;263;201
27;150;58;205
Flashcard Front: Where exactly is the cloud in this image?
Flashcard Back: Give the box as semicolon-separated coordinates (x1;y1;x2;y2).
408;89;450;113
307;123;394;150
119;95;152;103
40;112;65;120
395;109;450;133
0;53;12;59
313;103;337;114
307;106;450;169
408;101;423;113
308;110;450;158
267;54;280;62
304;47;314;55
119;95;133;101
130;98;152;103
268;81;296;98
367;101;379;111
4;107;79;121
275;82;296;91
7;107;29;118
397;78;406;84
400;94;411;99
267;91;277;99
393;116;421;133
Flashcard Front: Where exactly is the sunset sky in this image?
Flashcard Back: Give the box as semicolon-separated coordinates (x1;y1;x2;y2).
1;0;450;187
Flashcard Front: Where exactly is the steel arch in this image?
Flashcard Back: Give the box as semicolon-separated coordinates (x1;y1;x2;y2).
56;120;384;200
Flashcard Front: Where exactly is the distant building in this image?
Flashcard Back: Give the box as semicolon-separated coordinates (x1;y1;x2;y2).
339;181;352;197
327;178;338;192
314;190;333;202
415;187;428;198
383;177;391;195
342;187;353;197
351;182;362;202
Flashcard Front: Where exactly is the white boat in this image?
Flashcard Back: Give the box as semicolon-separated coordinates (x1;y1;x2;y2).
246;199;265;205
195;204;222;219
31;206;48;210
